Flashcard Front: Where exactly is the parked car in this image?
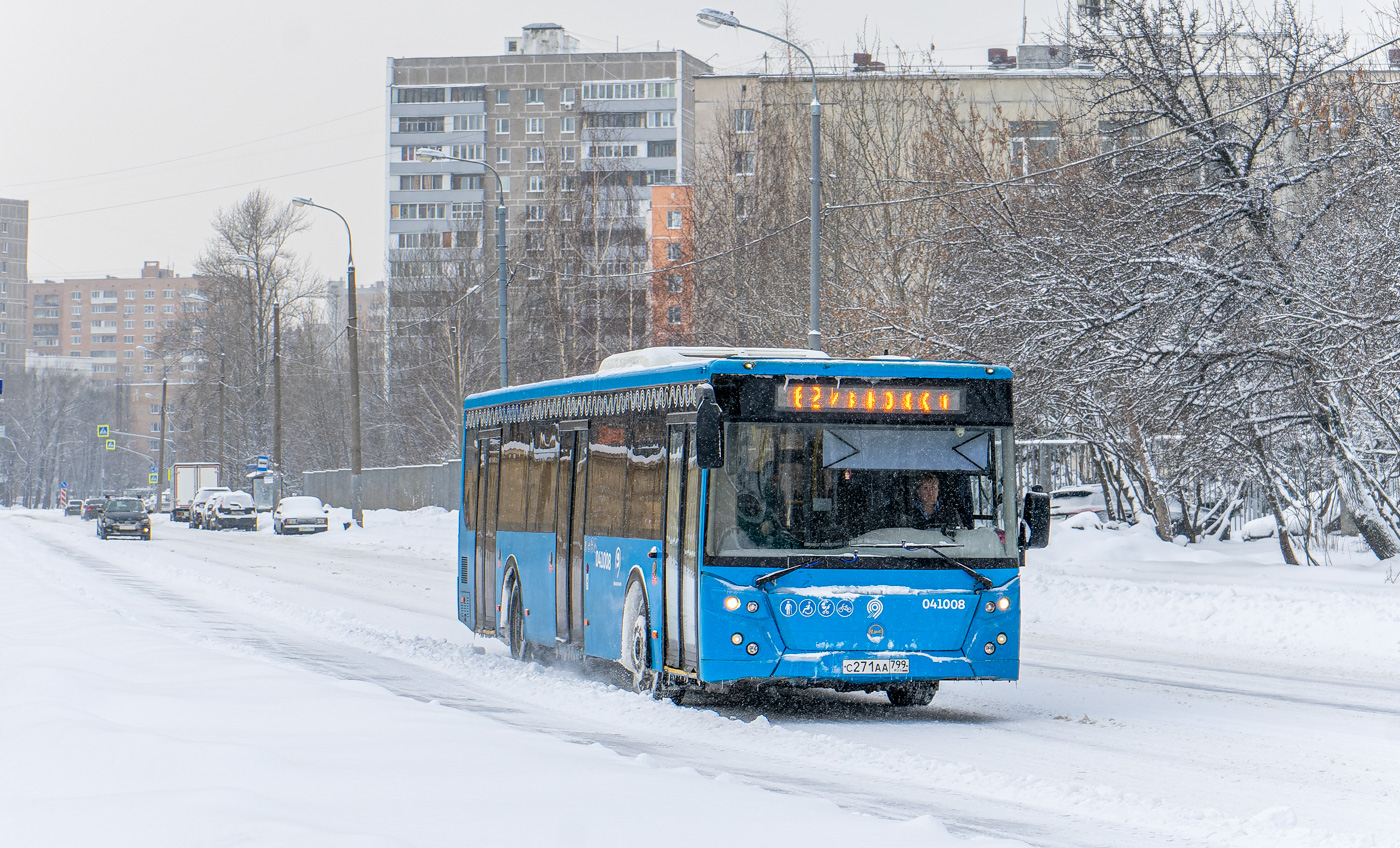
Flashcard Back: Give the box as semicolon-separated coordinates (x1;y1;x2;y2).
1049;484;1109;521
272;496;330;535
80;497;106;520
64;499;84;516
205;490;257;531
188;486;231;529
96;497;152;541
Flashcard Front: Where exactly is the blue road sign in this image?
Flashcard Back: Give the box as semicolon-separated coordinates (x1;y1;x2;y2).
60;481;68;489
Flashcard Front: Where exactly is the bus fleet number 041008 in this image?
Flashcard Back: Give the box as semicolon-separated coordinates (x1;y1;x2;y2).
921;598;967;610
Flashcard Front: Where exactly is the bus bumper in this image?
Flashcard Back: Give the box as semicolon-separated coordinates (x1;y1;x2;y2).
702;653;1018;684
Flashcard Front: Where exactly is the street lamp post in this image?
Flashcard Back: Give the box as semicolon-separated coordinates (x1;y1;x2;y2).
414;147;510;387
697;8;824;351
290;197;364;527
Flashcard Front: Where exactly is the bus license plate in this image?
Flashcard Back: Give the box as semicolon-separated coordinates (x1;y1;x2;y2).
842;659;909;675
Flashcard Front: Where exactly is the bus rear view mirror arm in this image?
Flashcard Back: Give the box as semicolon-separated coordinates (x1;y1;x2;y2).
696;383;724;468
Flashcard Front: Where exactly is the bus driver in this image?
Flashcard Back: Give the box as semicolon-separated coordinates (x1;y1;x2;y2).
905;472;967;530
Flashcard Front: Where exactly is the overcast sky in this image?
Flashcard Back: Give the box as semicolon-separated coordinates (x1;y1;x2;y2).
1;0;1387;287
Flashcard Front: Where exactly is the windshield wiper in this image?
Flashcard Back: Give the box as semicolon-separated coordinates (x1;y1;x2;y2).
754;551;858;588
852;542;994;591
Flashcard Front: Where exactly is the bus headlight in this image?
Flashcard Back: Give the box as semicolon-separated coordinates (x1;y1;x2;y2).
724;596;741;611
746;643;759;655
984;601;995;613
984;642;996;655
997;597;1011;611
731;632;743;645
996;633;1007;645
746;600;760;613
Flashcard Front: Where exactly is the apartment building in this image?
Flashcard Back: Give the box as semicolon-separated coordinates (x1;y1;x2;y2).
28;262;205;454
385;23;712;377
0;198;27;376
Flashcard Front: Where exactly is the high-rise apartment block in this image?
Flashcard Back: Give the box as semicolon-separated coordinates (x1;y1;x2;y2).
0;198;28;376
385;24;710;376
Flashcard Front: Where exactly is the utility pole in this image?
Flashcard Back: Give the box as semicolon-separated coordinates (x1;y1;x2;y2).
156;377;168;509
218;353;226;486
273;300;282;476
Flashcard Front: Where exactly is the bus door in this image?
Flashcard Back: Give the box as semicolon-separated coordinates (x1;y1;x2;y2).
662;419;701;676
473;430;501;635
555;421;589;645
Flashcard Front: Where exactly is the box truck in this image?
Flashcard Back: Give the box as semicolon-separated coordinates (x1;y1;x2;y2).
171;463;220;522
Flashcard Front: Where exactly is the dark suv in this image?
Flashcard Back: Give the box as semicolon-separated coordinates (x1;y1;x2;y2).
97;497;153;541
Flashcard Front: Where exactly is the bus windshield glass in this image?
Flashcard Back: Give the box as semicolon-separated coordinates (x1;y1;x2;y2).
707;423;1015;559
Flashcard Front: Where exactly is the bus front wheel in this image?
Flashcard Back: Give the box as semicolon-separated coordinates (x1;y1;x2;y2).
886;682;937;707
621;582;656;696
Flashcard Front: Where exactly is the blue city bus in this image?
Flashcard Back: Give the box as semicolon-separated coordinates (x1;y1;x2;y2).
458;347;1050;705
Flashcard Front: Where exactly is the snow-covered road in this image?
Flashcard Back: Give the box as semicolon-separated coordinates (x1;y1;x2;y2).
3;507;1396;847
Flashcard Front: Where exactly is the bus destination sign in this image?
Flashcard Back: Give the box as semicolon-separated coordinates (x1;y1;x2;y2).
777;382;964;415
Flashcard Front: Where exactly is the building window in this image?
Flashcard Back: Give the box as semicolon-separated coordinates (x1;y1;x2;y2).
150;422;161;433
494;118;510;136
526;88;544;104
72;335;81;344
667;274;683;293
452;202;484;220
526;205;545;222
496;89;510;106
397;116;445;133
398;174;444;190
648;111;676;128
71;306;82;316
648;169;677;185
124;290;135;300
735;195;751;219
143;349;154;359
561;87;576;105
528;146;545;164
526;117;545;135
733;151;756;175
497;147;510;164
149;439;159;450
124;350;134;359
144;320;154;329
649;140;677;158
395;87;445;103
123;335;134;344
123;305;134;315
451;174;484;191
163;305;174;314
1009;120;1060;177
666;210;683;229
144;289;154;299
452;114;485;132
586;144;638;159
71;292;82;301
391;202;447;220
667;306;683;324
527;175;545;193
562;176;577;193
450;86;486;103
163;289;174;298
734;108;756;133
561;146;576;162
144;365;154;374
667;242;682;262
561;116;576;135
581;81;676;100
449;144;485;162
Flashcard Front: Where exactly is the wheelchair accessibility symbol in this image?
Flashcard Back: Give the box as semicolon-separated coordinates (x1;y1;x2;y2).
779;598;798;617
798;598;817;617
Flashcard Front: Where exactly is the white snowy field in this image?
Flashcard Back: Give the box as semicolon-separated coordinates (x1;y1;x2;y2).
0;506;1396;847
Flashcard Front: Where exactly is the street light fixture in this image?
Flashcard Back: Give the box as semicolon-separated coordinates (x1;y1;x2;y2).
697;7;824;351
291;196;364;528
415;147;511;388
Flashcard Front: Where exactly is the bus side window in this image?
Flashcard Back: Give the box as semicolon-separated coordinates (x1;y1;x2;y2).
527;424;558;533
624;416;666;539
498;422;530;532
461;436;478;531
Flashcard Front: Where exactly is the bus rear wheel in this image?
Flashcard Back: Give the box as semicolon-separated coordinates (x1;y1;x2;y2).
505;579;527;662
621;582;656;696
886;682;937;707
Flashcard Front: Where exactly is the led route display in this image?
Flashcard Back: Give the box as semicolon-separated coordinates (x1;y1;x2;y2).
776;382;964;415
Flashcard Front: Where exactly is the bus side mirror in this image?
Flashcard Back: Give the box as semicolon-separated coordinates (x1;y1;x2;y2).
696;385;724;469
1021;491;1051;549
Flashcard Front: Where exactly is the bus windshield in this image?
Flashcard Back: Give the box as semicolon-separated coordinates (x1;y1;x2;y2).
707;423;1016;560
